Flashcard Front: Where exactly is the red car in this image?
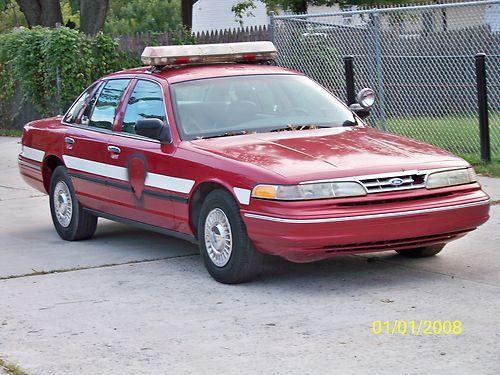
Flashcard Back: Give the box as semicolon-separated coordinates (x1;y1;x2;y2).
18;42;490;283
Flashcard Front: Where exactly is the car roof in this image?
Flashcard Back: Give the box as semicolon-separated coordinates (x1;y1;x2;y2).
107;63;301;84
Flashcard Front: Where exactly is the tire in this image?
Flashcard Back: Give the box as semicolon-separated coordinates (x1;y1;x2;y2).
49;166;97;241
198;189;263;284
396;244;445;258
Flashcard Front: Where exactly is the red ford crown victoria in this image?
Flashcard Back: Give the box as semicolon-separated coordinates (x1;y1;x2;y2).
18;42;490;283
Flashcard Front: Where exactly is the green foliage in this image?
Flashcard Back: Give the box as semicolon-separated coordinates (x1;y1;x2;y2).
232;1;258;27
0;0;183;35
0;0;27;32
0;27;140;127
170;24;197;45
462;156;500;178
60;1;80;28
104;0;182;35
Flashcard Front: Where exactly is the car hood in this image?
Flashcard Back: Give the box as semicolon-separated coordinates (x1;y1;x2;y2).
188;127;466;183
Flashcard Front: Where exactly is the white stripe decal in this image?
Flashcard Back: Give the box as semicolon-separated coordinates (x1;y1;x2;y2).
63;155;128;181
21;146;45;162
146;173;195;194
233;187;251;205
63;155;194;194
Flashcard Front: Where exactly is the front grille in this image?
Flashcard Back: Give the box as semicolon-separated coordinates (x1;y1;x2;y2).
360;172;426;193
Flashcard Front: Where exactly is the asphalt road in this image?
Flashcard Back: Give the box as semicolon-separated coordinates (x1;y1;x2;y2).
1;136;499;375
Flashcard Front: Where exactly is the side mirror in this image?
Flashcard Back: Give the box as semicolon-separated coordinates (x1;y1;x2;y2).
349;88;375;120
135;118;171;143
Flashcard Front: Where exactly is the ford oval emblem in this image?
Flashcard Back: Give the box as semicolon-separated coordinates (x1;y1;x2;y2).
389;178;404;187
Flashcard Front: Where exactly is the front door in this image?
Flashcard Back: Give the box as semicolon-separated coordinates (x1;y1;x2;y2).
105;79;189;230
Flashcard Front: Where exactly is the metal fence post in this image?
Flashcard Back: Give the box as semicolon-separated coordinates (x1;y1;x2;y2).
344;55;356;105
475;53;491;162
269;11;276;45
373;11;386;131
56;65;62;115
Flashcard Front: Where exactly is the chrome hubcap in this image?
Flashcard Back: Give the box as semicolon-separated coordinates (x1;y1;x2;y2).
204;208;232;267
54;181;73;228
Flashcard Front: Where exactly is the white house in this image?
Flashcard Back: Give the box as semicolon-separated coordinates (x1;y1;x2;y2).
191;0;346;33
191;1;499;34
192;0;269;33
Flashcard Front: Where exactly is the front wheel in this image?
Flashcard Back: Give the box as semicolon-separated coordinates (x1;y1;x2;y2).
49;166;97;241
396;244;445;258
198;189;263;284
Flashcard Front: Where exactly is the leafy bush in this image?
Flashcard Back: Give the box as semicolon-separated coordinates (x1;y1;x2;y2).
0;26;140;128
104;0;181;35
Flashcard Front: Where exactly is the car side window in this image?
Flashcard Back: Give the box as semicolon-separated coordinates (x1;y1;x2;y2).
122;80;166;135
63;83;98;124
88;79;131;130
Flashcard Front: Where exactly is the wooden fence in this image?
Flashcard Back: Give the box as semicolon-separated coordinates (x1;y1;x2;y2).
118;25;271;55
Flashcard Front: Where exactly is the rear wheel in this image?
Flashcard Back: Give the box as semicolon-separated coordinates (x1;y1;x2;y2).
49;166;97;241
198;189;262;284
396;244;445;258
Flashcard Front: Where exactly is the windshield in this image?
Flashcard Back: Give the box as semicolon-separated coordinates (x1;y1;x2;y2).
170;74;357;140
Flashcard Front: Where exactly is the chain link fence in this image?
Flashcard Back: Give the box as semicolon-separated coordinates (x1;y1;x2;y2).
271;0;500;158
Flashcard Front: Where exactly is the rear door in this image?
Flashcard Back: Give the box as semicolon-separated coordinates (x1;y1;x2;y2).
105;78;187;230
62;79;131;212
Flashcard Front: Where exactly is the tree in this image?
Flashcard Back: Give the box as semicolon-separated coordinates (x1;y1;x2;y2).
8;0;108;35
80;0;108;36
15;0;62;27
181;0;192;29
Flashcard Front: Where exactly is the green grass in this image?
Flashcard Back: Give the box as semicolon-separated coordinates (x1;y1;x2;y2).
0;359;29;375
0;128;22;137
461;155;500;177
385;113;500;156
384;113;500;176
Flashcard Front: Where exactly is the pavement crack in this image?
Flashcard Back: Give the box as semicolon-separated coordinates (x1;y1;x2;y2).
0;185;30;191
0;194;46;202
0;253;199;281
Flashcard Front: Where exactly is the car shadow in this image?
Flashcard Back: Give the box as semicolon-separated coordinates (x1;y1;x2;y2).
20;219;444;290
245;251;446;292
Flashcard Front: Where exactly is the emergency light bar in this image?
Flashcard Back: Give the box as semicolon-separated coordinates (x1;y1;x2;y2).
141;41;277;66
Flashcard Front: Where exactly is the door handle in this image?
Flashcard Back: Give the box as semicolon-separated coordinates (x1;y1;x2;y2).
64;137;75;145
107;145;121;154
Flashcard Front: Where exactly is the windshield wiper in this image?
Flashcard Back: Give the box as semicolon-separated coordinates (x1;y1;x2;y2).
198;130;250;139
269;124;331;132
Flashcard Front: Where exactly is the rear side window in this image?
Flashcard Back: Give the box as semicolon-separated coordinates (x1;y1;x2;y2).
122;80;166;135
89;79;130;130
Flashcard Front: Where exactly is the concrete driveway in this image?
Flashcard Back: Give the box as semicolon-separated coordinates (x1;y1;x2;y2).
1;136;499;375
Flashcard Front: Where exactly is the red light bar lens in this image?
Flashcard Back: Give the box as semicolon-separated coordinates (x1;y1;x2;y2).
175;56;190;65
243;53;256;61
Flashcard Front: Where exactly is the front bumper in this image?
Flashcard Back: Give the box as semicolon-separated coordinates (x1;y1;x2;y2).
242;187;490;262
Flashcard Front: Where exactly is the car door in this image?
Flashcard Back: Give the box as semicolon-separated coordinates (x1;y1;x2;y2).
105;78;186;230
62;78;131;213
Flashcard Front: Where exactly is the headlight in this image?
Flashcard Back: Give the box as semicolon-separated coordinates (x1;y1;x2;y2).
426;168;477;189
252;182;366;200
